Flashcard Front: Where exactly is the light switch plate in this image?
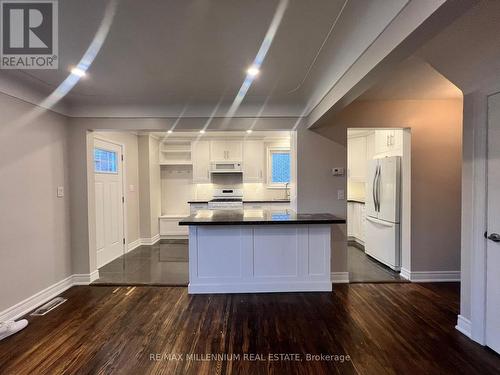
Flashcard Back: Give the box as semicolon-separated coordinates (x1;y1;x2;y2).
337;189;345;200
129;185;135;192
57;186;64;197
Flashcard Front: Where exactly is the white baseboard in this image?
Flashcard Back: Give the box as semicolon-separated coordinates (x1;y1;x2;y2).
400;268;411;280
0;272;99;322
347;237;365;247
140;234;160;246
331;272;349;283
403;270;460;282
73;270;99;285
127;238;142;252
188;281;332;294
160;235;188;240
456;315;472;338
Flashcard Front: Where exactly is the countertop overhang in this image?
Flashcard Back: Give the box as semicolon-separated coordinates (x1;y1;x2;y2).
188;200;291;204
179;209;346;226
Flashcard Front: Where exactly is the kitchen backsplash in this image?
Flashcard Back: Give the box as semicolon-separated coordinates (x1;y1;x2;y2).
194;174;286;201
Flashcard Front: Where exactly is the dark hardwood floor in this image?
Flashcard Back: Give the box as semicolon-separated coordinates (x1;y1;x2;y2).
348;245;406;282
94;239;189;285
1;283;499;374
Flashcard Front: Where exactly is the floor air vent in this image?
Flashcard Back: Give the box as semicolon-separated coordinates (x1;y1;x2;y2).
30;297;67;316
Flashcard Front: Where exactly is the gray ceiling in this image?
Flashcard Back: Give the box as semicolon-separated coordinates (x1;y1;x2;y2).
7;0;437;117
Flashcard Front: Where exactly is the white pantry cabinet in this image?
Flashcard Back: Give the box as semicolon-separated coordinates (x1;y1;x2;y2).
210;140;243;161
192;140;211;183
347;136;367;182
243;140;264;182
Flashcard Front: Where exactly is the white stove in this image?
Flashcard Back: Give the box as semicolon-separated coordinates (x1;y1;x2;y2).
208;188;243;210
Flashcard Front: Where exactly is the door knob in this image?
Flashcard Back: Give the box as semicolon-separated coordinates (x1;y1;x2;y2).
488;233;500;242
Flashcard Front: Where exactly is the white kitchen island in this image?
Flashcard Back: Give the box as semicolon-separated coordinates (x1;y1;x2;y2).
179;209;345;294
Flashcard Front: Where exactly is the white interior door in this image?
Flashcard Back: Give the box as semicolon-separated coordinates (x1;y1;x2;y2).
94;138;125;268
486;93;500;354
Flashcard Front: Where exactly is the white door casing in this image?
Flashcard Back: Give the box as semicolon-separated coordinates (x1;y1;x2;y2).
486;92;500;354
94;138;125;268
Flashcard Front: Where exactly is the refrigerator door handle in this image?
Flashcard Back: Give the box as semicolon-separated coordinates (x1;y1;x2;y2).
374;165;380;212
366;216;393;227
376;165;381;212
372;165;377;211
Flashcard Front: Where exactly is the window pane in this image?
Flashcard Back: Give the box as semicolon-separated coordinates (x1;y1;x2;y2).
94;148;118;173
272;152;290;183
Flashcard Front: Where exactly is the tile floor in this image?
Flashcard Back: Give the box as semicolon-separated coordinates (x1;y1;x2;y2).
348;245;406;282
93;239;189;285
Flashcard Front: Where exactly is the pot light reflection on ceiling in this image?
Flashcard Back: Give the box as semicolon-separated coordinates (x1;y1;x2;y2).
246;66;260;77
71;67;86;77
224;0;289;121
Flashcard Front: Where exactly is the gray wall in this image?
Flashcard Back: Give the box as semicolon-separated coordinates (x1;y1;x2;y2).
295;123;347;273
0;93;71;312
315;98;463;274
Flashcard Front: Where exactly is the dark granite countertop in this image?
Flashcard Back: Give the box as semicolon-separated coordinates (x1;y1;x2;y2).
243;200;290;204
187;200;291;204
347;199;365;204
179;209;345;226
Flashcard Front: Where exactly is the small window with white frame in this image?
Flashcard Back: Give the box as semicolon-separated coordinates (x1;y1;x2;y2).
94;148;118;173
267;146;291;188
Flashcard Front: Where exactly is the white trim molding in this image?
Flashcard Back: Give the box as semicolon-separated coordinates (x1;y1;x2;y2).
140;234;160;246
73;270;100;285
402;270;460;282
331;272;349;283
456;315;472;338
0;272;99;322
127;238;142;252
400;268;411;280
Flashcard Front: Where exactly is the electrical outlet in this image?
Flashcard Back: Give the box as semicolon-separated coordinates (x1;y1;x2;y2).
57;186;64;197
337;189;345;200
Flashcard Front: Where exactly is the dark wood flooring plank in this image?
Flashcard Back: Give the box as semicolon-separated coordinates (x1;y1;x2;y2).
0;283;499;375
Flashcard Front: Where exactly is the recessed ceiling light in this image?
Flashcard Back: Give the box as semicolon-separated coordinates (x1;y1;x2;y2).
246;66;260;77
246;129;253;134
71;67;86;77
167;130;173;134
199;129;206;134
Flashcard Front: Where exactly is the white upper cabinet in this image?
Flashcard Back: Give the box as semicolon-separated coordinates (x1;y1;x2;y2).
192;140;211;182
374;129;402;157
210;140;242;161
243;140;264;182
347;136;367;182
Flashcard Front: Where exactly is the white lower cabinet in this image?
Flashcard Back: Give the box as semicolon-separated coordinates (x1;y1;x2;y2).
347;202;365;244
243;202;291;211
159;216;189;237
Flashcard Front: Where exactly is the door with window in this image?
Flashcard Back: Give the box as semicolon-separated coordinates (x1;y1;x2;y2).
486;92;500;354
94;138;125;268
